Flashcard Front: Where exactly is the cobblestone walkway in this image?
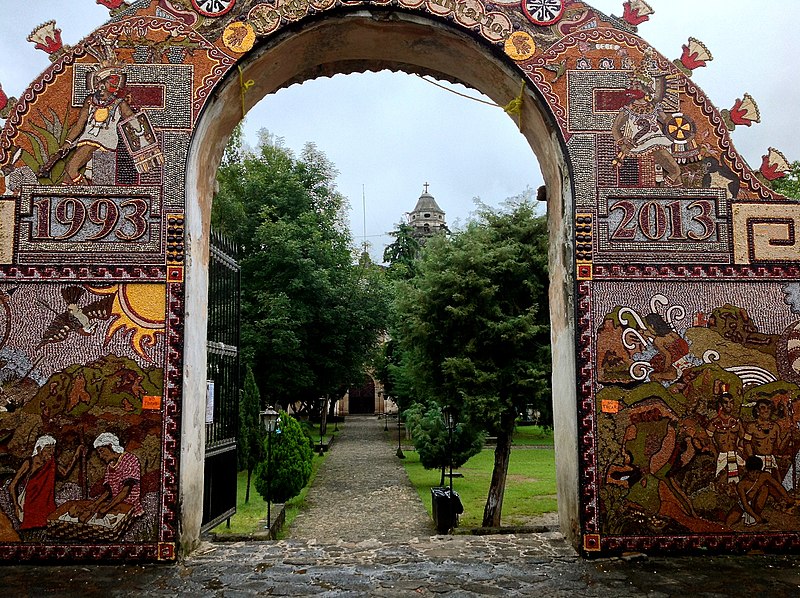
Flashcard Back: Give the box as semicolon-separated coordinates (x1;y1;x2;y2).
288;415;435;542
5;532;800;597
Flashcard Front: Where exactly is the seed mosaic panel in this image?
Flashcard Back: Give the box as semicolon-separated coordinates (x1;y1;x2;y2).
0;0;797;560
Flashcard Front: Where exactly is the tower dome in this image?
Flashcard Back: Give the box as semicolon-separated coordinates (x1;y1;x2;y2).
407;183;448;240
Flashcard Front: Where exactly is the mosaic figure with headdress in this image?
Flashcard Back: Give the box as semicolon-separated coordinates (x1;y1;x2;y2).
611;49;683;187
44;37;163;185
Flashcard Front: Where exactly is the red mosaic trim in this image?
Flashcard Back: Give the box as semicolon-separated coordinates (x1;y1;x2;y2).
576;281;600;536
592;264;800;279
0;542;160;562
159;281;185;544
0;266;166;280
599;532;800;556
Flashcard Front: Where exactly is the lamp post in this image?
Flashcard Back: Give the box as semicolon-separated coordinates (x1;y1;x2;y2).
259;406;279;539
317;397;326;456
382;392;389;432
396;407;405;459
441;405;456;497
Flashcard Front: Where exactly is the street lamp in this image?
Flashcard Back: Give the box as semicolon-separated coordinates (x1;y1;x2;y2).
441;405;457;497
260;406;279;539
396;408;405;459
317;397;326;456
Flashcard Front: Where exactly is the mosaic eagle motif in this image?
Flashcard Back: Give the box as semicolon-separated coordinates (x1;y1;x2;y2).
36;285;116;350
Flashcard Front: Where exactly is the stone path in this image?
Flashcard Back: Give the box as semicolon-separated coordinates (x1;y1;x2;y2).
288;415;435;542
5;531;800;597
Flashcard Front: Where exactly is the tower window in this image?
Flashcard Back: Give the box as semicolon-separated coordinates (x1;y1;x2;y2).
424;213;430;218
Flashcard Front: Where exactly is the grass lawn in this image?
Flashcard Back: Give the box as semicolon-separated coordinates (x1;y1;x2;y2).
404;428;557;528
211;422;336;536
511;425;554;446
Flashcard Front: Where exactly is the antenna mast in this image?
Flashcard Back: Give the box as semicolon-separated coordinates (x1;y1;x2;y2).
362;185;368;254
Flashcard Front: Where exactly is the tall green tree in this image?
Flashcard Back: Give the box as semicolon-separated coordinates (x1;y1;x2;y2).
772;160;800;198
375;221;427;410
213;129;389;410
374;339;423;413
394;199;550;527
383;222;422;279
239;365;264;503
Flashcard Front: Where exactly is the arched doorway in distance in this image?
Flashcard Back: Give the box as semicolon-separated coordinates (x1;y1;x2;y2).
347;375;376;415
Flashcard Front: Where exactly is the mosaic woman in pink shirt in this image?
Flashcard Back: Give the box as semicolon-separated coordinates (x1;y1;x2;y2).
73;432;144;523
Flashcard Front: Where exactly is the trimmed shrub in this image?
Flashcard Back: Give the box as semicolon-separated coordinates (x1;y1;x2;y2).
254;411;313;503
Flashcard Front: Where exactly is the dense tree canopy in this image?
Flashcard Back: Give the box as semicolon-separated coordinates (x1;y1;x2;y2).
213;127;390;410
392;199;551;526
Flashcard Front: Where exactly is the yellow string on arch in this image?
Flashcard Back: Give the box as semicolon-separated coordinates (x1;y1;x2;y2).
418;75;526;130
238;65;255;119
502;79;526;130
418;75;499;107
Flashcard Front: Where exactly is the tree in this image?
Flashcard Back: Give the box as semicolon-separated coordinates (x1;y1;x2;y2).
394;198;550;527
383;222;421;279
772;160;800;198
213;130;389;411
374;339;420;413
405;401;485;485
239;365;264;503
375;221;427;410
254;410;313;504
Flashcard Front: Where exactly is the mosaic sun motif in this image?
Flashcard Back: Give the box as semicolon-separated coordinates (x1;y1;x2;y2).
88;284;165;362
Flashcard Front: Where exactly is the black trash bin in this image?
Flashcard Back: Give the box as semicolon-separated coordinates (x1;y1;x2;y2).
431;487;462;533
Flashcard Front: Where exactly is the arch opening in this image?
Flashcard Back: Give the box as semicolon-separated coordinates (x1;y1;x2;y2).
184;8;577;553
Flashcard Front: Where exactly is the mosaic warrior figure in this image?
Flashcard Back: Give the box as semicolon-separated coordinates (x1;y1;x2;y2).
611;51;683;187
743;399;782;479
725;456;800;527
44;38;148;185
706;388;745;487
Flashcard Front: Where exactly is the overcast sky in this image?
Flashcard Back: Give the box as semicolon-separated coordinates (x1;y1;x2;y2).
1;1;798;262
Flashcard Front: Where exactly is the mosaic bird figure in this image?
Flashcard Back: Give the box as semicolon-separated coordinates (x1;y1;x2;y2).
542;59;567;83
36;286;116;350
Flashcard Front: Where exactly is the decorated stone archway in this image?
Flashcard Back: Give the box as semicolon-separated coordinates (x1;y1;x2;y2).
0;0;797;561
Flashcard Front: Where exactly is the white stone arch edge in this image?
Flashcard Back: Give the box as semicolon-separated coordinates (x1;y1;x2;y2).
183;9;576;554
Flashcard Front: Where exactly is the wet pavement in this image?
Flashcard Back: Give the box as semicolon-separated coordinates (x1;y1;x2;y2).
3;416;800;596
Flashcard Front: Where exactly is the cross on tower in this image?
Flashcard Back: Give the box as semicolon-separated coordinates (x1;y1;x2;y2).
423;182;429;193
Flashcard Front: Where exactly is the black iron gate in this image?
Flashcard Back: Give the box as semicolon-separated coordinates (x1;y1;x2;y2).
202;230;241;532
